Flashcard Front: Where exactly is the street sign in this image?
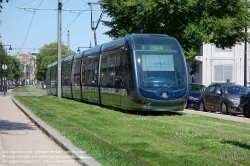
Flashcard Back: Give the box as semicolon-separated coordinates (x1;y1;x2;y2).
2;64;7;70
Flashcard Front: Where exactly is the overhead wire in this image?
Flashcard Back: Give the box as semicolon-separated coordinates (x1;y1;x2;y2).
20;0;44;52
17;0;104;53
61;7;91;35
18;0;37;8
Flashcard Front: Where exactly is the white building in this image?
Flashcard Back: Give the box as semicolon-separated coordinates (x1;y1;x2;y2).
188;42;249;87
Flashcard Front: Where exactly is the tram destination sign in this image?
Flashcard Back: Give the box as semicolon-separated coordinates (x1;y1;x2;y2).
138;44;175;51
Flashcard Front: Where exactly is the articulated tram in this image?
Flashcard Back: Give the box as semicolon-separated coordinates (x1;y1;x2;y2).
46;34;188;111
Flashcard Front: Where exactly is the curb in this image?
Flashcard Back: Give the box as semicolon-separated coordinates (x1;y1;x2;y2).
10;93;102;166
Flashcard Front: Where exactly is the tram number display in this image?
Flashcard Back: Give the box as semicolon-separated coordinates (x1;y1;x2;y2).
139;44;173;51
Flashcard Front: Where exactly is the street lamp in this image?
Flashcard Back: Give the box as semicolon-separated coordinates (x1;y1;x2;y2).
77;41;92;52
1;44;12;93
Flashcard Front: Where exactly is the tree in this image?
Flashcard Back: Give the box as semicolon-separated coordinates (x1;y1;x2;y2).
0;46;23;83
101;0;250;60
0;0;9;10
35;42;75;81
6;56;24;82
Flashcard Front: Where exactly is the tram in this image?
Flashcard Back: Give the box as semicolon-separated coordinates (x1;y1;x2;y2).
46;34;188;111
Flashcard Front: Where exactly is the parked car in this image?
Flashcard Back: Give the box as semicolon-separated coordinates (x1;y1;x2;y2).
186;83;206;110
8;83;20;89
8;84;16;89
199;83;249;115
238;93;250;118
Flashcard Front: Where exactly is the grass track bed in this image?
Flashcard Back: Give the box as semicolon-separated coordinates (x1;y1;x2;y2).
14;95;250;166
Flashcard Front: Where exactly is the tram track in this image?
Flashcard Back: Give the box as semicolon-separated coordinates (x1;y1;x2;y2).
13;94;248;166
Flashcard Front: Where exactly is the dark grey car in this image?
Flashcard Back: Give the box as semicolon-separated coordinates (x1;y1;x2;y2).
199;83;249;115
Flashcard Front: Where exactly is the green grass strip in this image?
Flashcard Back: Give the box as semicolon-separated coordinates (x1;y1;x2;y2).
12;86;250;165
14;95;250;166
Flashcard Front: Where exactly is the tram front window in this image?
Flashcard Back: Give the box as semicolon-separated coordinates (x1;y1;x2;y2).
137;53;185;88
134;40;186;89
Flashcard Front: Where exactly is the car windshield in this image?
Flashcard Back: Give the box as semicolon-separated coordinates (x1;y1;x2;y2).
223;85;249;95
189;84;206;93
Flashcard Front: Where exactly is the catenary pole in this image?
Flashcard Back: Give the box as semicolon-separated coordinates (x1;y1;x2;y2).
0;52;3;91
57;0;62;98
244;26;247;87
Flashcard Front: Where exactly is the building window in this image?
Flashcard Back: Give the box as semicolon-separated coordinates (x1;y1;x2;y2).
214;65;233;82
214;46;233;52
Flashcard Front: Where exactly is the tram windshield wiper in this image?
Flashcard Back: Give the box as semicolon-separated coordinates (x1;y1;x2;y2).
167;70;181;88
167;78;181;88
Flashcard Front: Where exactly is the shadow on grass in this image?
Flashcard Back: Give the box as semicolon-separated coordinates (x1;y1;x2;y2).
118;110;184;116
222;140;250;150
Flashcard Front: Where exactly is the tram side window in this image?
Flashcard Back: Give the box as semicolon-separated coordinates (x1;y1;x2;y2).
101;57;108;87
46;68;50;88
101;53;121;88
73;59;81;86
82;57;87;86
86;59;92;86
115;54;123;88
62;63;71;86
92;58;98;86
108;54;116;88
51;67;57;88
62;64;66;86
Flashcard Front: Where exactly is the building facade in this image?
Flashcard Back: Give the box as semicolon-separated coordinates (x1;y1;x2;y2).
14;52;36;86
187;42;248;87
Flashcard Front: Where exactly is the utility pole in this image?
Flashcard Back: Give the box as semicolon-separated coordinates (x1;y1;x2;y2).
57;0;62;98
244;22;247;87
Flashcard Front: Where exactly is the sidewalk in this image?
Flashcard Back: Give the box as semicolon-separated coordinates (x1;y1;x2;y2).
0;90;101;166
183;109;250;124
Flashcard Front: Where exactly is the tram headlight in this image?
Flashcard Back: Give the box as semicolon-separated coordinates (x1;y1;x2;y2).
162;92;168;98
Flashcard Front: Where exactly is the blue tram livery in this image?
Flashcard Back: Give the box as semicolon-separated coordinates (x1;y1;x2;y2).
46;34;188;111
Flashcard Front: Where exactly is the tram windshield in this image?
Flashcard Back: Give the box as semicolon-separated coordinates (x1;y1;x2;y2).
134;37;187;89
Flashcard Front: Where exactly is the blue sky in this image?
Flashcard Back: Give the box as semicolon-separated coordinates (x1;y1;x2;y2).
0;0;112;55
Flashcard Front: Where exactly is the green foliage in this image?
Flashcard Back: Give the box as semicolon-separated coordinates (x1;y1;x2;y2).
0;0;9;10
0;45;24;82
101;0;250;59
35;42;75;81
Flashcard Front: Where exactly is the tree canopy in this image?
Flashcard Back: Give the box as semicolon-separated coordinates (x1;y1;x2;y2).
0;46;24;82
101;0;250;60
35;42;75;81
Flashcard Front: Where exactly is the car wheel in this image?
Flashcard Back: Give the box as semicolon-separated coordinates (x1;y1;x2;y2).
221;103;228;115
243;105;250;118
199;102;206;111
